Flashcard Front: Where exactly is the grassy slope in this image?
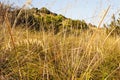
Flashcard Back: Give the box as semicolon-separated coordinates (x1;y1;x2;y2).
0;27;120;80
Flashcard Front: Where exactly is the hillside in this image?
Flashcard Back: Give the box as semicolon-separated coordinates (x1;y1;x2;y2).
1;6;91;33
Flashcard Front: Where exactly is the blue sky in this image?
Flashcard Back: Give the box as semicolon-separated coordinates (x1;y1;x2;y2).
2;0;120;26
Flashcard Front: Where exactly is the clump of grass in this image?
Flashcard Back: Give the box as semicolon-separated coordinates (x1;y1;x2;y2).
0;27;120;80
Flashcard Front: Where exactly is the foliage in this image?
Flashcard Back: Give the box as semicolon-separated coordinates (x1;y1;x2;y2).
106;14;120;36
39;7;51;14
1;6;89;34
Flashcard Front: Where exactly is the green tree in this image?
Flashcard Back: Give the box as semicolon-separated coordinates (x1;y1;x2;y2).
108;14;120;36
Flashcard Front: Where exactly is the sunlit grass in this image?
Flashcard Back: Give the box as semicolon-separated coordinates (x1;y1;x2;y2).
0;27;120;80
0;0;120;80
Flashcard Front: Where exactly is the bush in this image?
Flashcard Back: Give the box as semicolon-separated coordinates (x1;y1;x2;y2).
107;14;120;36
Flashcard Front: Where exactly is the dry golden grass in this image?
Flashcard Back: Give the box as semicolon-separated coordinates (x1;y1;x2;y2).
0;27;120;80
0;0;120;80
